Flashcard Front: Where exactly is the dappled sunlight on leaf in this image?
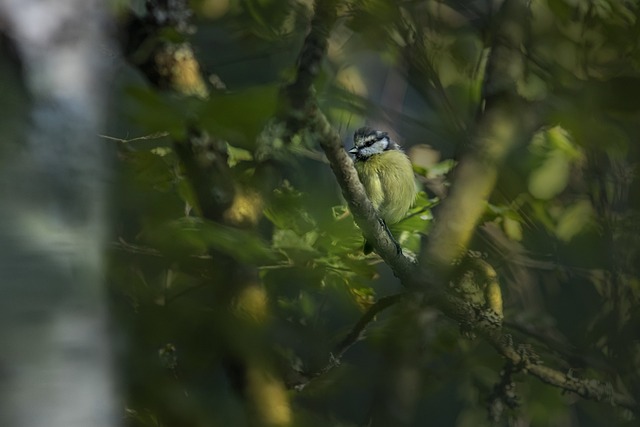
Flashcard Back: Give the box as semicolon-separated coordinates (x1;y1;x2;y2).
527;126;580;200
555;199;593;242
528;149;571;200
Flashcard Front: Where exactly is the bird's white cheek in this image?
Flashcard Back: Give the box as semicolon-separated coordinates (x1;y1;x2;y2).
359;143;385;157
358;146;376;157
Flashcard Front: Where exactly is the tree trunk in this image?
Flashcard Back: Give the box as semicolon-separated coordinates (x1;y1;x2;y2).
0;1;117;426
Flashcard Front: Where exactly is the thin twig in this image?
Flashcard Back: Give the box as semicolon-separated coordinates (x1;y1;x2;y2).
289;293;406;390
98;131;170;143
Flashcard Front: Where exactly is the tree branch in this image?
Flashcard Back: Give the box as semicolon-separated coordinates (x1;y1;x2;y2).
419;0;536;281
281;0;338;135
0;1;117;426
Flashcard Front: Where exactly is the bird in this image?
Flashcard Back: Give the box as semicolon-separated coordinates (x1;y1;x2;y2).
348;127;416;254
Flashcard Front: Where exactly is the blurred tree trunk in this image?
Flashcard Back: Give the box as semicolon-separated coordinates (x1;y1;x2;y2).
0;1;117;426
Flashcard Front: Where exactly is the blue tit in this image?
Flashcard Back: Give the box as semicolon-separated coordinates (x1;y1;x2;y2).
348;127;416;254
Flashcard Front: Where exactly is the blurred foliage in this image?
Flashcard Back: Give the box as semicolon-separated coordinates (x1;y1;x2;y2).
107;0;640;426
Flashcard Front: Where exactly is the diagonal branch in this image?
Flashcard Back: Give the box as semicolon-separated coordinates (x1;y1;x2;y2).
419;0;536;281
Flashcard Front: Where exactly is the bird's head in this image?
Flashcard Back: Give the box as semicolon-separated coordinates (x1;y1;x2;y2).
349;127;398;160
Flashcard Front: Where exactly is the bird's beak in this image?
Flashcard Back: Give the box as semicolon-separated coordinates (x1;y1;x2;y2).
348;147;358;155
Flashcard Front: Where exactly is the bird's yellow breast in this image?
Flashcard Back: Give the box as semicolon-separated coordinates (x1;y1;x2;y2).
354;150;416;224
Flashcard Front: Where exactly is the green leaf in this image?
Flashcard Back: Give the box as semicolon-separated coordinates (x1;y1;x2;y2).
272;229;321;264
391;192;435;233
226;143;254;166
243;0;298;39
556;199;593;242
124;85;194;139
391;209;432;234
421;159;457;178
198;85;278;148
527;127;579;200
315;211;363;255
149;217;276;264
546;126;580;159
124;150;177;192
264;183;316;235
528;149;570;200
503;216;523;241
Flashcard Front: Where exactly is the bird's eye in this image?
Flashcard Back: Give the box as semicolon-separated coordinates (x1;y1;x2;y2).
362;135;379;147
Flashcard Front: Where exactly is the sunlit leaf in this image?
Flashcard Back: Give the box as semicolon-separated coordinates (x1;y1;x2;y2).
503;216;523;241
528;150;570;200
527;127;579;200
555;199;593;242
226;143;253;166
425;159;457;178
272;229;321;264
